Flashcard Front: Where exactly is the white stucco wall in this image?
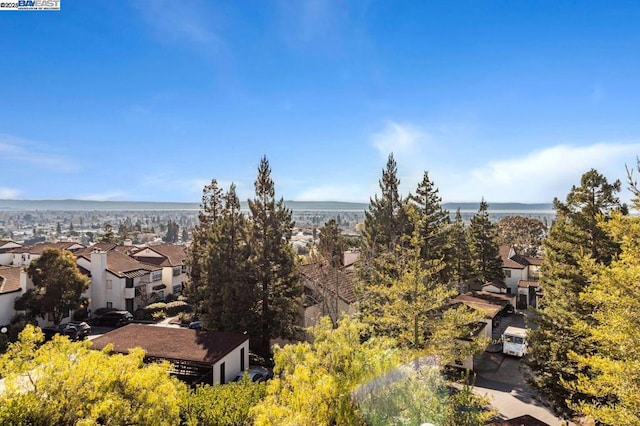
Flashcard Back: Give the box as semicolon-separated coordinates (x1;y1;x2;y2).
0;292;21;325
211;338;250;384
503;267;528;294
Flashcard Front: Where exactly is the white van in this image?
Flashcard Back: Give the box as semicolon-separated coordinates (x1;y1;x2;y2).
502;326;528;357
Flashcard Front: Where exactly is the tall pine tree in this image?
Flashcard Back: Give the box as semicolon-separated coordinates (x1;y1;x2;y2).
408;171;451;283
468;199;504;283
448;208;474;284
358;154;411;331
247;157;301;356
317;219;345;268
187;179;226;330
362;154;411;257
527;169;623;414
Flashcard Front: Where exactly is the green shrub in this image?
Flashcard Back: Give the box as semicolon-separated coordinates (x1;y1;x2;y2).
165;301;191;316
180;382;266;426
177;312;195;325
152;311;166;321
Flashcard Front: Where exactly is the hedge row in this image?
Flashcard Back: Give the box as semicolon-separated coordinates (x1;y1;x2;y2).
142;300;192;319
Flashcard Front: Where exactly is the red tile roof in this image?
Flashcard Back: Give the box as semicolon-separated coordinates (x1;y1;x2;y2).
301;262;357;304
90;324;248;366
132;244;187;267
0;265;22;294
500;245;529;269
10;242;85;255
104;251;160;278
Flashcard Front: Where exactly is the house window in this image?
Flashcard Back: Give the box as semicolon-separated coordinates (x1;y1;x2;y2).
220;362;226;385
172;284;183;295
240;348;245;371
157;290;164;300
106;302;112;309
504;269;511;278
151;271;162;281
172;266;181;276
106;279;113;289
181;264;187;273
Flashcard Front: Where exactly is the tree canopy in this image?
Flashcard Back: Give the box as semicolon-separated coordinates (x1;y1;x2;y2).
468;199;504;283
17;248;89;325
526;168;624;414
0;325;186;425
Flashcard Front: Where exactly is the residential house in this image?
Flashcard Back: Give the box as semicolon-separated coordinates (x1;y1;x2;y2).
9;241;85;266
91;324;249;385
300;262;357;332
0;240;22;266
0;265;27;325
452;291;515;337
130;243;188;296
500;245;543;306
76;249;163;313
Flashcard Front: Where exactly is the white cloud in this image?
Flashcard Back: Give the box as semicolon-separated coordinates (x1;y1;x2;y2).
371;121;428;159
295;184;371;202
141;173;252;200
0;135;78;172
134;0;223;51
0;187;20;199
78;191;130;201
441;143;640;203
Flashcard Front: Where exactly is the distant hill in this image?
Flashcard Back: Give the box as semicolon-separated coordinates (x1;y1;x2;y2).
0;199;554;212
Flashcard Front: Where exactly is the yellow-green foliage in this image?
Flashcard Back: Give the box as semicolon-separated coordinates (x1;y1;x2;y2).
252;316;399;425
0;325;187;425
569;213;640;425
181;380;267;426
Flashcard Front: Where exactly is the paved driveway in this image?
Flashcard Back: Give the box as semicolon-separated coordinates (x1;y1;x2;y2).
471;312;571;426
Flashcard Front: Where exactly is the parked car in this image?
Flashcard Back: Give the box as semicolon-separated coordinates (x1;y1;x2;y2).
67;321;92;339
91;310;133;327
41;323;82;341
233;366;274;383
188;320;202;330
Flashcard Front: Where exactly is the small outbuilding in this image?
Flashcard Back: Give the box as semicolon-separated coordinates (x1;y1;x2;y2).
90;324;249;385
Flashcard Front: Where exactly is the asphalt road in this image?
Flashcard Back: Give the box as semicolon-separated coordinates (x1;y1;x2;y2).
471;312;572;426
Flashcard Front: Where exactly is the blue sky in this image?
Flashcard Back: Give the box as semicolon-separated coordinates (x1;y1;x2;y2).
1;1;640;203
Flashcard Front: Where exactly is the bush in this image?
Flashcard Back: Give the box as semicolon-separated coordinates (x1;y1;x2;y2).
141;301;192;320
152;311;166;321
177;312;195;325
180;382;266;426
164;293;177;303
165;301;191;316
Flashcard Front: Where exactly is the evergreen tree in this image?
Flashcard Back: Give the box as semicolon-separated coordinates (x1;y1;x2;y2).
526;169;623;414
99;223;115;243
358;154;412;333
568;211;640;425
448;209;474;284
218;184;255;333
187;179;225;330
468;199;504;283
408;171;451;282
362;154;411;256
163;220;179;243
247;157;301;356
55;222;61;236
317;219;345;268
